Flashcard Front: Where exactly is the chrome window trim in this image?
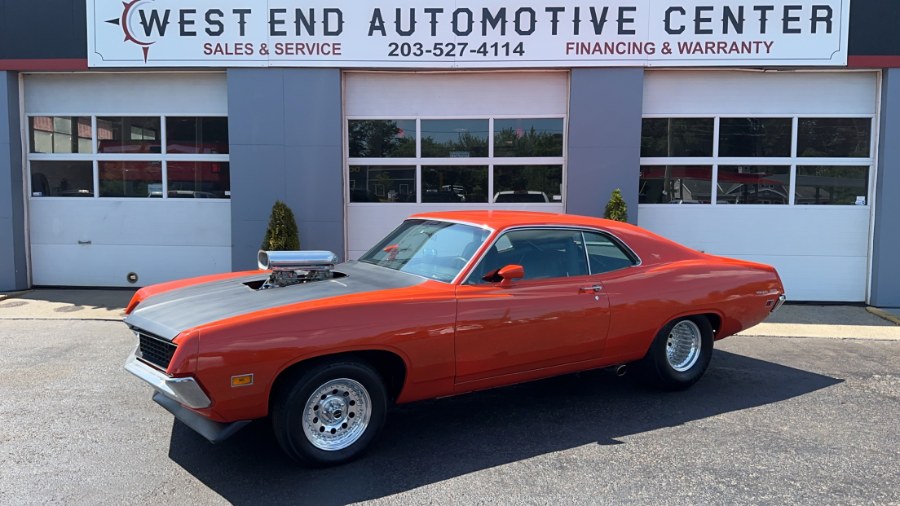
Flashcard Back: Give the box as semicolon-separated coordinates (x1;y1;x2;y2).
459;225;642;286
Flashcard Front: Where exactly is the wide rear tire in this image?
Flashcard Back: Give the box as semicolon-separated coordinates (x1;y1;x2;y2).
272;361;387;466
638;316;714;390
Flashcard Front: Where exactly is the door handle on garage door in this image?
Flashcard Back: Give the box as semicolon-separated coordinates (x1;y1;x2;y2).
77;240;92;245
579;285;603;293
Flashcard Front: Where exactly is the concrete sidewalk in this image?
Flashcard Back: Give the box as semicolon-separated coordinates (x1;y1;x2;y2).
1;288;899;340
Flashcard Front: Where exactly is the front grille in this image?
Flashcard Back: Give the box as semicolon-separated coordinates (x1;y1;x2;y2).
136;330;177;370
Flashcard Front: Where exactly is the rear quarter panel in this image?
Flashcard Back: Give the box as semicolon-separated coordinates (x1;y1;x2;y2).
599;256;783;363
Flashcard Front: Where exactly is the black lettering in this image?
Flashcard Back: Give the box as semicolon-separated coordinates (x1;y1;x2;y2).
694;6;713;35
269;8;286;36
514;7;535;35
811;5;833;34
324;9;343;36
617;6;636;35
369;9;386;36
545;6;564;35
395;8;416;36
205;9;223;36
589;7;609;35
665;7;685;35
783;5;802;34
424;8;443;36
483;8;507;36
754;5;774;34
295;8;315;35
722;6;744;34
233;9;250;37
138;9;170;36
179;9;196;36
453;9;473;36
572;6;581;36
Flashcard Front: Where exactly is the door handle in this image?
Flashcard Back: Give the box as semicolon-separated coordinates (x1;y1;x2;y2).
77;240;92;245
579;285;603;294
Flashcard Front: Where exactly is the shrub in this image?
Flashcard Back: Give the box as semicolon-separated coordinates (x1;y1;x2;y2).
604;189;628;222
261;200;300;251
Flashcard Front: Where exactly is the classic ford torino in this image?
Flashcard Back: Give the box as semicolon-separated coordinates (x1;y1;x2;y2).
124;210;785;466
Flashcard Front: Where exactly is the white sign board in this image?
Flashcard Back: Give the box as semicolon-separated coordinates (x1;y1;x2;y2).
87;0;850;68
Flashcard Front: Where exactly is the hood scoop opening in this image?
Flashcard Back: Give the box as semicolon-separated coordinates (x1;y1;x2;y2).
254;250;344;289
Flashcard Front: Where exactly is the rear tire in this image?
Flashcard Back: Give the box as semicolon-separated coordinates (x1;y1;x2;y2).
638;316;713;390
272;361;387;466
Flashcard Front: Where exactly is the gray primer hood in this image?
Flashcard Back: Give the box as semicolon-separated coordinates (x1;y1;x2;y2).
124;262;425;340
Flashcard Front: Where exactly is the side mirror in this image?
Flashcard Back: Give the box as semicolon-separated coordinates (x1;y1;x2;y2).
497;264;525;287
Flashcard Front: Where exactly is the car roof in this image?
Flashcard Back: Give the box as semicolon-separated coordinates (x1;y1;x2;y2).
409;210;630;233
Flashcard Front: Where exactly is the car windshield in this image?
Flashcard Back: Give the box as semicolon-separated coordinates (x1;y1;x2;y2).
359;219;491;282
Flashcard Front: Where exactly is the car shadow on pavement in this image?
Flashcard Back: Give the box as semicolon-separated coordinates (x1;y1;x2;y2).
167;350;842;505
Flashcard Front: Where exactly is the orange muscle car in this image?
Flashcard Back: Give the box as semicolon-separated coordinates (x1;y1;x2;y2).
124;210;785;466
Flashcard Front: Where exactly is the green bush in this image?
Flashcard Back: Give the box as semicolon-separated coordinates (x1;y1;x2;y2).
604;189;628;222
261;200;300;251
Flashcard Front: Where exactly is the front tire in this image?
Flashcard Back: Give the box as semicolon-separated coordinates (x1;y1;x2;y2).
639;316;713;390
272;361;387;466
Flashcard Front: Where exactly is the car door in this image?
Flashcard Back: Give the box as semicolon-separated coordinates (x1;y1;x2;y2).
454;228;611;385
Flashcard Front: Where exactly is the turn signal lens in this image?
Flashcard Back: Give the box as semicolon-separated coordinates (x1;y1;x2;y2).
231;374;254;387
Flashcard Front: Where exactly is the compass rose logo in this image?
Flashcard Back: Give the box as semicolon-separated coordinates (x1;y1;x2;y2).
105;0;159;63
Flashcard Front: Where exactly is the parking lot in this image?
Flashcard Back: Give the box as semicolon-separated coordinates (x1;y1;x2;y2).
0;311;897;505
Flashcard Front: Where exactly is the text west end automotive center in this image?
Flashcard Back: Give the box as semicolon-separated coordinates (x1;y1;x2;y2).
0;0;899;305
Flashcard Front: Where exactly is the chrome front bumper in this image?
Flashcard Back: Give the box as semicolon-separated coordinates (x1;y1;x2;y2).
124;349;211;409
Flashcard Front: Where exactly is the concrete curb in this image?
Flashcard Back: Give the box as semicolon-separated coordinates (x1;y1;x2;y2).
866;306;900;326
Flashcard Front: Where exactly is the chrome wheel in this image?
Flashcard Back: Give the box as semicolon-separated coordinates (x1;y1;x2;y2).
665;320;702;372
302;378;371;451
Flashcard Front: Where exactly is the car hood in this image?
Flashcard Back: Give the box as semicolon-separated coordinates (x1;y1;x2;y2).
124;261;426;340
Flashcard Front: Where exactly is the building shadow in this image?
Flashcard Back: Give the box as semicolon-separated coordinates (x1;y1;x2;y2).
167;350;842;505
18;288;135;312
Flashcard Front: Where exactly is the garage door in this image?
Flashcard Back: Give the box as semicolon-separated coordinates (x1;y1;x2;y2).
638;71;877;302
344;71;568;259
25;73;231;287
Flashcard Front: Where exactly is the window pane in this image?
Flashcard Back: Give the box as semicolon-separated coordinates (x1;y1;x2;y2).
422;166;488;203
30;161;93;197
581;231;635;273
493;165;562;203
29;116;91;154
796;166;869;205
421;120;488;158
468;229;588;283
719;118;791;157
99;161;162;197
798;118;871;158
348;166;416;202
97;117;161;154
167;162;230;198
348;120;416;158
641;118;714;157
494;118;564;157
639;165;712;204
166;117;229;154
717;166;790;205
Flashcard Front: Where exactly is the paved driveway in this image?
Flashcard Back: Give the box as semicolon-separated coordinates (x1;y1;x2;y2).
0;319;897;505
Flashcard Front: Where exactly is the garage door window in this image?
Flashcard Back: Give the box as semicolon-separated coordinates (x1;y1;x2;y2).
640;116;873;206
348;117;565;204
28;116;230;199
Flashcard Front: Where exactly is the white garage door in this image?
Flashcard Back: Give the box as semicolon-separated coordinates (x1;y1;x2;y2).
344;71;569;259
25;73;232;287
638;71;878;302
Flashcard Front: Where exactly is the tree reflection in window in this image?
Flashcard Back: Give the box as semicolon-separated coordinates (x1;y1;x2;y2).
348;120;416;158
421;120;489;158
494;119;564;157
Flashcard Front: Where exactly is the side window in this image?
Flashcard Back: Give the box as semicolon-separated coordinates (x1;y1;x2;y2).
468;229;588;284
582;232;636;274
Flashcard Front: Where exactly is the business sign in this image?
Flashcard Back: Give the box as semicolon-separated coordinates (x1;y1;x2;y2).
87;0;850;68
